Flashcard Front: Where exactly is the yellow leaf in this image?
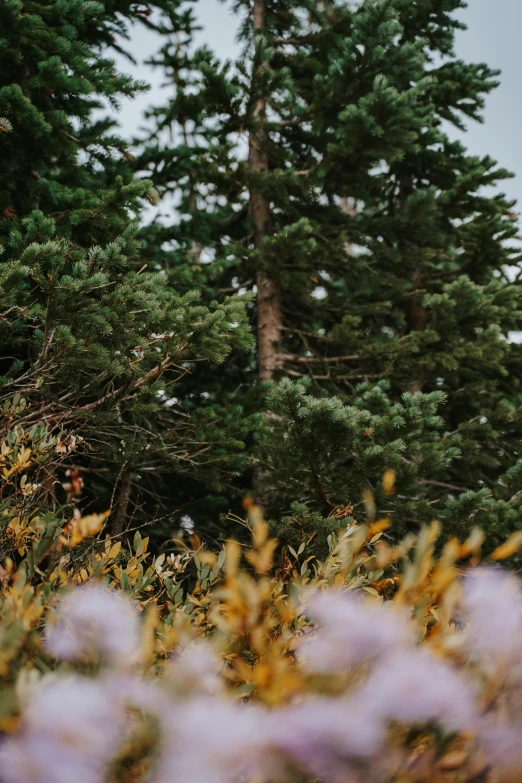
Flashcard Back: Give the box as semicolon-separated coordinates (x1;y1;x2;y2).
198;551;217;566
64;511;110;547
438;750;468;770
491;530;522;561
15;446;32;470
362;489;376;521
245;538;277;574
368;518;391;538
383;469;396;495
108;541;122;560
225;540;241;578
460;527;485;557
251;513;269;548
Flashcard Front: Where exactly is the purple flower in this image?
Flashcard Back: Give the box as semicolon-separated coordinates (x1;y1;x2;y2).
0;676;123;783
358;649;477;731
462;567;522;661
168;641;223;695
0;736;105;783
270;696;385;769
154;696;272;783
300;590;413;672
477;720;522;771
45;584;140;665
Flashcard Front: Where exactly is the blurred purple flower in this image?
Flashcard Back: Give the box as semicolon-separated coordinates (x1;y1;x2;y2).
477;720;522;771
462;567;522;661
168;641;223;695
359;649;477;731
45;584;139;665
300;590;413;672
0;736;106;783
155;696;272;783
0;676;123;783
271;696;385;775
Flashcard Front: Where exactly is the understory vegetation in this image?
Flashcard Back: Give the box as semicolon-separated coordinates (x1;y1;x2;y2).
1;411;522;782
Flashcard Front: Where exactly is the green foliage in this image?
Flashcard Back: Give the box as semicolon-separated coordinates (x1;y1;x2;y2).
0;0;254;534
261;379;522;551
137;0;522;547
260;379;453;535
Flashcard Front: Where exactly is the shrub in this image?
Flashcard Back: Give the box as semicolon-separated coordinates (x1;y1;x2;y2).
2;403;522;782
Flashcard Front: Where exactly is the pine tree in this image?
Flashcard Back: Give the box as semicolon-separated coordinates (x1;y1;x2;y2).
138;0;522;547
0;0;252;535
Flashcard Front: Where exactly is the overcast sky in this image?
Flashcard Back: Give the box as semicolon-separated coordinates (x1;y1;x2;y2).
116;0;522;209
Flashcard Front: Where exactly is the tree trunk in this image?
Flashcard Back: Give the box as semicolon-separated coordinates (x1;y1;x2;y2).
407;269;430;334
339;197;357;257
249;0;282;383
187;190;203;265
112;471;132;536
400;175;428;392
40;463;56;508
406;270;429;392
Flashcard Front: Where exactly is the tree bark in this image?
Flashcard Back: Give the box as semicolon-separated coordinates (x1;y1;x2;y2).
40;463;56;508
112;471;132;536
339;197;357;257
249;0;282;383
407;269;430;333
400;175;429;392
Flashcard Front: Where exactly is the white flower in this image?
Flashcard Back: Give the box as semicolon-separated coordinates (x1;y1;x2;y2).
462;567;522;661
45;584;140;665
300;590;412;672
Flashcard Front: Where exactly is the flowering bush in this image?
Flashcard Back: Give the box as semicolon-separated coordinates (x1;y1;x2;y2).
2;401;522;782
3;553;522;783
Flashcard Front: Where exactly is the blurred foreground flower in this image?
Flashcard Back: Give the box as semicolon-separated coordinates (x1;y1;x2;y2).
45;584;140;666
301;589;413;672
3;527;522;783
462;567;522;662
0;677;123;783
358;648;477;730
154;697;271;783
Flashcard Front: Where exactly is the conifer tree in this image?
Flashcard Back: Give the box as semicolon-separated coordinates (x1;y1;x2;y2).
0;0;252;535
139;0;522;546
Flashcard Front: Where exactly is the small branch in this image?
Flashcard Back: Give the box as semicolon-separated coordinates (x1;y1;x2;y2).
284;368;368;381
272;37;304;46
282;353;360;364
417;479;468;493
38;291;54;366
218;279;254;293
271;118;303;128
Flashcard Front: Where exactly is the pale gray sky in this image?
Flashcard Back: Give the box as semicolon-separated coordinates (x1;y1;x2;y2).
115;0;522;209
